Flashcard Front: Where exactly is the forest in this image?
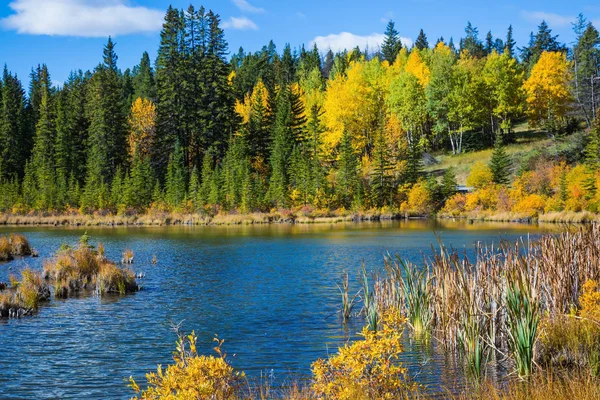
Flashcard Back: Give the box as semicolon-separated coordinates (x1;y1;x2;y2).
0;4;599;219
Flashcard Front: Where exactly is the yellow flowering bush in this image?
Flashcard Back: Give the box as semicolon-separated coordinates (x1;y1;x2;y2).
466;162;493;190
130;332;243;400
311;310;415;399
512;194;547;216
581;280;600;322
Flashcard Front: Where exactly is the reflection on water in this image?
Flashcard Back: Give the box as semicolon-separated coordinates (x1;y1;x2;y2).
0;219;553;399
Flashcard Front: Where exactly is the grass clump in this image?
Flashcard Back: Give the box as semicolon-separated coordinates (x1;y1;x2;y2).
43;234;138;297
9;234;32;256
0;236;12;261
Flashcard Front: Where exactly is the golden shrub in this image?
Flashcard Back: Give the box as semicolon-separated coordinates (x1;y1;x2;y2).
581;280;600;322
441;193;467;216
311;310;414;399
466;162;493;190
512;194;547;216
130;333;243;400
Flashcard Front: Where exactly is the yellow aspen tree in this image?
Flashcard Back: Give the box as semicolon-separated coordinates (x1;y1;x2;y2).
128;97;157;159
405;49;430;87
523;51;572;133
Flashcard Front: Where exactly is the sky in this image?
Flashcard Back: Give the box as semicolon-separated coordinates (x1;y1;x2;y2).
0;0;599;87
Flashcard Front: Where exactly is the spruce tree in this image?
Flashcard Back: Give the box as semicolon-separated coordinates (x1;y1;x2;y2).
441;167;458;199
268;88;295;207
370;128;393;207
414;29;429;50
505;25;516;57
336;130;360;208
382;21;402;63
165;141;187;209
489;133;511;185
133;51;156;101
0;66;29;180
30;65;56;210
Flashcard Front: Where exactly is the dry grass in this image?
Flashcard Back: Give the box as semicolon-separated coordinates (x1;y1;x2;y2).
450;373;600;400
9;233;32;256
43;239;138;297
0;236;12;261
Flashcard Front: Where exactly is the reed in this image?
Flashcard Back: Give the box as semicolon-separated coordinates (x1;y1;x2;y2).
336;271;358;323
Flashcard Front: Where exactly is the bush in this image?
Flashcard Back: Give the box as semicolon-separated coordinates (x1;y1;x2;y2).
130;332;243;400
9;234;32;256
466;162;493;190
311;310;415;399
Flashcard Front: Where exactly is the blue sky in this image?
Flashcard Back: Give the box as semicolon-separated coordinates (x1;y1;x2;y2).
0;0;598;87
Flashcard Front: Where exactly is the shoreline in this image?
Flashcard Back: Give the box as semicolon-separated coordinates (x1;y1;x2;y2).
1;210;598;227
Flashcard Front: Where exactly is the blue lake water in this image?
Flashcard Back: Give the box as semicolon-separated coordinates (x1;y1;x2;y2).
0;220;552;399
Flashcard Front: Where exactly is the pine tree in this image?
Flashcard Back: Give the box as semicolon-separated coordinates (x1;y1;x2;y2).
489;133;511;185
505;25;516;57
133;51;156;101
323;49;335;79
30;65;56;210
165;141;187;208
460;22;485;57
382;21;402;63
0;66;29;180
414;29;429;50
336;130;360;208
485;31;494;54
441;167;457;199
268;88;295;207
370;128;393;207
572;22;600;127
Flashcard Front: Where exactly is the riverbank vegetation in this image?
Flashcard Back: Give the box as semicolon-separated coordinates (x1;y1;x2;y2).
0;233;34;260
131;224;600;399
0;4;599;224
0;233;138;318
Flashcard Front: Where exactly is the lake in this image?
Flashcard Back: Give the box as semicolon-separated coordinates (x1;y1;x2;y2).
0;220;553;399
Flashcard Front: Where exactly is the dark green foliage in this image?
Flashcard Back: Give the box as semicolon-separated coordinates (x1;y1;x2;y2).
370;128;393;207
0;66;29;180
133;52;156;101
489;133;512;185
441;168;457;199
335;130;361;208
414;29;429;51
165;142;187;208
505;25;516;57
520;21;566;72
382;21;402;63
572;19;600;127
460;22;485;57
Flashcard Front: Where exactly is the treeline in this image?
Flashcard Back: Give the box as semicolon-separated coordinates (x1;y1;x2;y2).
0;6;598;215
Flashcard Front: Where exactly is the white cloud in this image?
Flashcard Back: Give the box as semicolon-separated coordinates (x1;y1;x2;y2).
1;0;164;37
310;32;412;53
222;16;258;30
521;11;575;27
232;0;264;14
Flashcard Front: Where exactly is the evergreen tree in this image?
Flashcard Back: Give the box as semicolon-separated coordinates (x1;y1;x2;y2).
133;51;156;101
322;49;335;79
441;167;457;199
460;22;485;57
30;65;56;209
0;67;30;180
335;130;360;208
414;29;429;50
572;21;600;127
489;133;511;185
382;21;402;63
520;21;566;71
370;127;393;207
268;88;295;207
485;31;494;54
505;25;516;57
165;141;187;208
